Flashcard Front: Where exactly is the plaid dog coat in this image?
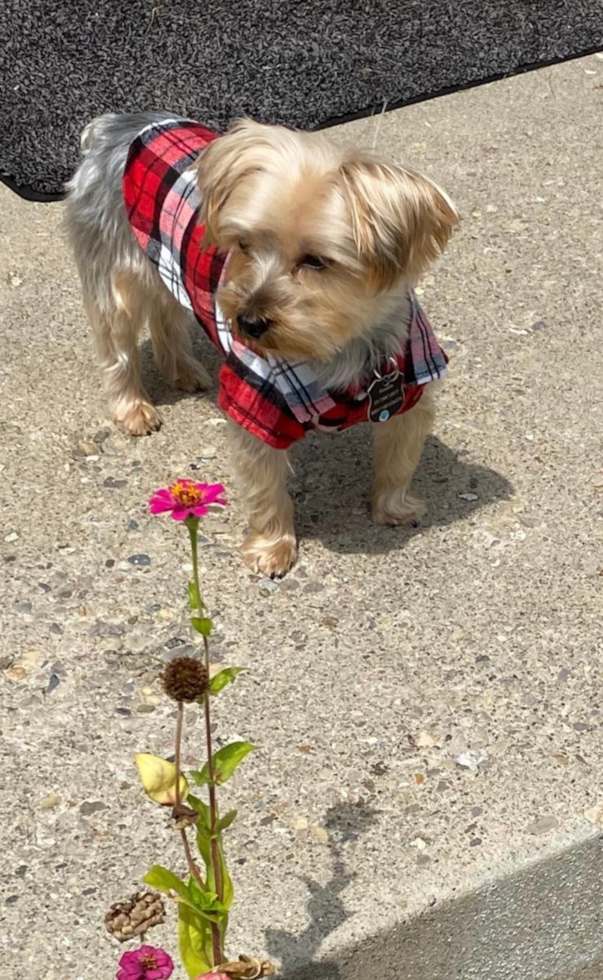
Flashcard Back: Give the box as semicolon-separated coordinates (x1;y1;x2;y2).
123;118;449;450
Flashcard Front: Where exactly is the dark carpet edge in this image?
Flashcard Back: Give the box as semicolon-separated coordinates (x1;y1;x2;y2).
0;172;63;203
3;45;602;205
317;43;603;132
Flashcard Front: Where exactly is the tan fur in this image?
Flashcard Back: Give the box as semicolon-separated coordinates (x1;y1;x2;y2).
84;270;210;435
227;421;297;576
68;113;458;575
196;119;458;364
371;385;437;525
340;157;458;291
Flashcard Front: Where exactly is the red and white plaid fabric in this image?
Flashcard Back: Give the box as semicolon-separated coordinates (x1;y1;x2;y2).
123;118;448;450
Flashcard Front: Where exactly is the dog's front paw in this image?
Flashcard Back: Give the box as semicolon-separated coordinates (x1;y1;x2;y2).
242;532;298;578
372;488;426;527
116;401;162;437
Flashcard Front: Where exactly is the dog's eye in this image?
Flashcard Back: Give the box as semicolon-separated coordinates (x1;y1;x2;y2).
238;241;250;253
300;254;328;270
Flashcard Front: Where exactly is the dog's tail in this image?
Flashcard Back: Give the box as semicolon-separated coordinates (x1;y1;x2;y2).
79;114;120;155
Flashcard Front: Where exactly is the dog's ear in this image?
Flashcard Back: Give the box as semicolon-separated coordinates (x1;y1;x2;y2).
195;118;273;246
339;157;458;291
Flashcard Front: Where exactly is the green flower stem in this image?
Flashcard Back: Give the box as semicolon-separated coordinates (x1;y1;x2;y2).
174;701;184;807
180;827;206;892
187;517;204;618
203;633;223;905
174;695;207;892
186;517;223;967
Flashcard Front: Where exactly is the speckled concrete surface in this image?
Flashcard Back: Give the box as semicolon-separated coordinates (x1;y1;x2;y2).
1;55;603;980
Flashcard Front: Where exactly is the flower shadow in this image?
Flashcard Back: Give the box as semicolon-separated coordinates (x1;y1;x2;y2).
264;802;378;980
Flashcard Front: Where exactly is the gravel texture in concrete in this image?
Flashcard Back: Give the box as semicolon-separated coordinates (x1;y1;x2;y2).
1;54;603;980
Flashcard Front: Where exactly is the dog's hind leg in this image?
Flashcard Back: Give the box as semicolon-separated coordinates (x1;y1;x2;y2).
148;286;211;393
86;270;162;437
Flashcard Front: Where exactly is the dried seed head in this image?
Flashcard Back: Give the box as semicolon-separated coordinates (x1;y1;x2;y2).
171;803;199;830
105;891;165;942
162;656;209;702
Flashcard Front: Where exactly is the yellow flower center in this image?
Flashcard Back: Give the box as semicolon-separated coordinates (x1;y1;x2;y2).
140;954;158;969
170;481;205;508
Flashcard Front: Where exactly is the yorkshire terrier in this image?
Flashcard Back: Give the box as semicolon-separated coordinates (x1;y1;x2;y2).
65;111;458;576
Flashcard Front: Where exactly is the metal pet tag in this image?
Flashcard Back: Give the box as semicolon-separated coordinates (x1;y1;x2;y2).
367;366;404;423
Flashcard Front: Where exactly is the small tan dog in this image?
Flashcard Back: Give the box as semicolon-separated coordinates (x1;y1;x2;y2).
66;111;457;576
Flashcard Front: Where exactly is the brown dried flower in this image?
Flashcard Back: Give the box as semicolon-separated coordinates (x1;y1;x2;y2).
105;890;165;942
218;955;276;980
171;803;199;830
162;656;209;702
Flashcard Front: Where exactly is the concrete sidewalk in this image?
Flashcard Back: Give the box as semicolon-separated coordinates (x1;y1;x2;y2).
1;54;603;980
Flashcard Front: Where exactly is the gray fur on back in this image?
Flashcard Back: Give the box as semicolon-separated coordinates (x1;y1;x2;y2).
64;112;177;311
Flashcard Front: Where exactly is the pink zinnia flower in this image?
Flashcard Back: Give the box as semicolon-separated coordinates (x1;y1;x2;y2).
116;946;174;980
194;974;231;980
149;480;226;520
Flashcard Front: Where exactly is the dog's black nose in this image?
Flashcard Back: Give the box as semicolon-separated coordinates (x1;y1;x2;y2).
237;313;269;339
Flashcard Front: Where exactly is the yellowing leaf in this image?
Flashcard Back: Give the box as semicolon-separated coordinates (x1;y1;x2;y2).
135;753;189;806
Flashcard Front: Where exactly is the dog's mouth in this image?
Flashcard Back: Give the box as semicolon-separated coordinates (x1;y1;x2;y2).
231;322;301;361
219;284;337;362
218;278;314;360
223;306;309;360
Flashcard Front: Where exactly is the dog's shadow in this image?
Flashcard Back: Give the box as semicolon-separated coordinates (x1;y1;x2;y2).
292;427;514;556
140;337;513;555
264;801;378;980
140;335;223;408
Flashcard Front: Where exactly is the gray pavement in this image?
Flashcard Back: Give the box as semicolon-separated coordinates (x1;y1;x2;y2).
1;55;603;980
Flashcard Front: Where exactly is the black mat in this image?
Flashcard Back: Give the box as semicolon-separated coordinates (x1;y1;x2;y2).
2;0;603;201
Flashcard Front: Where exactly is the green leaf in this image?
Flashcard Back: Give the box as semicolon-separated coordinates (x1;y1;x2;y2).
196;741;257;787
216;809;238;832
192;616;212;637
145;864;228;926
187;794;211;821
144;865;191;902
190;769;210;788
209;667;247;695
195;829;234;915
189;879;228;920
178;901;212;979
187;795;213;842
189;877;216;907
212;741;257;785
188;581;200;611
196;822;211;869
218;836;234;911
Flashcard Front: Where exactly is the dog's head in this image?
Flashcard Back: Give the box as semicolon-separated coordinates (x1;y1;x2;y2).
196;119;458;361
